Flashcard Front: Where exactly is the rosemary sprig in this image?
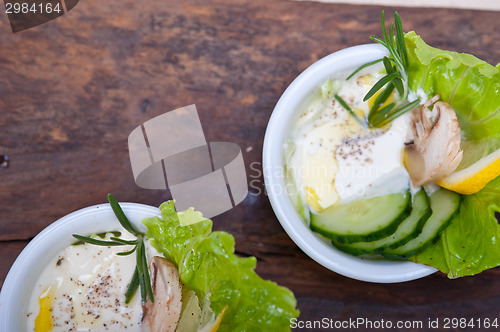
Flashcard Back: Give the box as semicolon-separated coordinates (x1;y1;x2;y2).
347;11;420;128
346;58;383;81
72;193;154;304
334;94;366;127
107;193;139;236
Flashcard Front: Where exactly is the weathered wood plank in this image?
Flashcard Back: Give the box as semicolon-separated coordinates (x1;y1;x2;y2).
1;0;500;326
0;241;29;289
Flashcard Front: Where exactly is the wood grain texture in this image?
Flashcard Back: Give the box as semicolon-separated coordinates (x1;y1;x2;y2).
0;241;28;289
1;0;500;330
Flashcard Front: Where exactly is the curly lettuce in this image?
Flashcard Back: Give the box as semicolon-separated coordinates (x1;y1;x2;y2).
404;32;500;277
405;31;500;141
143;201;299;331
411;176;500;278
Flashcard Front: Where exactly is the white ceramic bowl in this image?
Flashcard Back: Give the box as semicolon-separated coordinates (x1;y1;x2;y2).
0;203;160;332
263;44;436;283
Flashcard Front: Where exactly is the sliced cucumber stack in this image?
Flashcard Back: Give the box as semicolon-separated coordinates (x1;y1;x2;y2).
333;189;431;255
382;188;461;258
310;190;411;244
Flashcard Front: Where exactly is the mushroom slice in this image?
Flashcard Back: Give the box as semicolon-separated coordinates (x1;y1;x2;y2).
405;95;463;186
142;257;183;332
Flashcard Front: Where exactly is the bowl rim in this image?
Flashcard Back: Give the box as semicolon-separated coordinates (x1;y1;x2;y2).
0;202;160;331
262;43;436;283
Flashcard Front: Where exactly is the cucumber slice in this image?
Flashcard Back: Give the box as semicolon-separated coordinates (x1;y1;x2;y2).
382;188;461;258
333;189;431;255
310;190;411;244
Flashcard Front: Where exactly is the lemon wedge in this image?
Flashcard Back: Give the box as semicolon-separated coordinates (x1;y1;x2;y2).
438;138;500;194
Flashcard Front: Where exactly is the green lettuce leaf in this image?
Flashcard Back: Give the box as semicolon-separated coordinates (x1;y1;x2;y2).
405;31;500;141
143;201;299;331
410;176;500;278
405;32;500;277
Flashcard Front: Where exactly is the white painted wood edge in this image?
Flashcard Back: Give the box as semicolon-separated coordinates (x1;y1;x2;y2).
293;0;500;11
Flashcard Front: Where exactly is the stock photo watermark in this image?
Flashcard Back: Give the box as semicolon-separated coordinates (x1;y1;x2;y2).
3;0;79;32
249;161;390;198
290;317;499;330
128;105;248;219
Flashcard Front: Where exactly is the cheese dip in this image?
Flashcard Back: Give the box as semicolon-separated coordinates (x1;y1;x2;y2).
285;65;414;216
26;229;157;332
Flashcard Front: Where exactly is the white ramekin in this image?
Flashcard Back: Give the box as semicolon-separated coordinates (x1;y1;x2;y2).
0;203;160;331
262;43;436;283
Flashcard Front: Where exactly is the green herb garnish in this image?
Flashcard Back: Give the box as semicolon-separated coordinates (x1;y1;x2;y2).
348;11;420;128
334;94;366;127
72;193;154;304
345;58;383;81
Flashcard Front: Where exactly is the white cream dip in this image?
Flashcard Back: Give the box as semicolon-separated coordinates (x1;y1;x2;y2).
286;65;415;214
26;228;158;332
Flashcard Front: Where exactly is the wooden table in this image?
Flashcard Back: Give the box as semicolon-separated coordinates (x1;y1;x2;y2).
1;1;499;330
